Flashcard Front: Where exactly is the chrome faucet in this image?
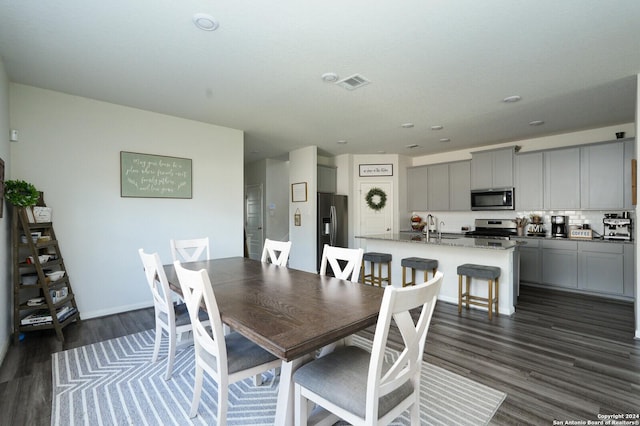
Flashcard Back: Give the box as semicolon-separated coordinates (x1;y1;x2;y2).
438;221;445;241
425;214;436;242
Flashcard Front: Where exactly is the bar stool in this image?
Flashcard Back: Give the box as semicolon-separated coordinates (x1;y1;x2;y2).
401;257;438;287
361;252;392;287
457;263;500;320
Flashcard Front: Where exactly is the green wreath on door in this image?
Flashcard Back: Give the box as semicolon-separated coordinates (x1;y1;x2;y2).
365;187;387;211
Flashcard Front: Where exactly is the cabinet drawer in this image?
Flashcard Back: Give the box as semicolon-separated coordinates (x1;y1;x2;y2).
542;240;577;250
578;241;624;254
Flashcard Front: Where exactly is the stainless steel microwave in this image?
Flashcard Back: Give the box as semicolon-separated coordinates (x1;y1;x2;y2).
471;188;515;210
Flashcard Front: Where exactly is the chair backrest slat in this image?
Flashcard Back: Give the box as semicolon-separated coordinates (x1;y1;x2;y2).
319;244;364;282
173;260;227;377
170;237;210;262
260;239;292;267
366;271;443;420
138;249;174;322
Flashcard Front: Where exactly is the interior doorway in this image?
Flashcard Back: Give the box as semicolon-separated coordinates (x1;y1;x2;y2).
358;181;393;237
245;184;264;260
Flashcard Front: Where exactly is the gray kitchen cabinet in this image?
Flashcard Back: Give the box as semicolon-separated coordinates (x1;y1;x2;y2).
544;147;581;209
624;139;636;209
427;163;450;210
514;152;543;211
449;161;471;211
623;244;634;297
580;142;624;210
541;239;578;288
578;242;624;295
317;165;337;193
512;238;541;283
407;166;428;211
470;147;514;190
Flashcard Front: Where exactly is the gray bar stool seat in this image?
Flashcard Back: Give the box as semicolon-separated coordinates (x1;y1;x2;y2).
401;257;438;287
457;263;500;320
361;252;392;287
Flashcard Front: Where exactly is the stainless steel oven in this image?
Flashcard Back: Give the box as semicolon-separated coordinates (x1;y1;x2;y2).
470;188;514;211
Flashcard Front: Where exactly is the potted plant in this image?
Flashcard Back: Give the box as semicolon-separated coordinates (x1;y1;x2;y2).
4;179;40;207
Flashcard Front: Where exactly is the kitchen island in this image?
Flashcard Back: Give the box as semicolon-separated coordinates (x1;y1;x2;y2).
356;233;520;315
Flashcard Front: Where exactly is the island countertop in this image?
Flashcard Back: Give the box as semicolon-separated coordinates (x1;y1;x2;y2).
357;233;518;250
356;233;520;315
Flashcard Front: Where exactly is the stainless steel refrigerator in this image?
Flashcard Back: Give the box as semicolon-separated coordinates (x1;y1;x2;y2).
317;192;348;273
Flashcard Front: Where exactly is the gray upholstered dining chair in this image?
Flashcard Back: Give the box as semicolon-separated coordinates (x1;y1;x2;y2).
170;237;210;262
138;249;209;380
293;271;444;426
319;244;364;282
173;260;281;423
261;238;292;267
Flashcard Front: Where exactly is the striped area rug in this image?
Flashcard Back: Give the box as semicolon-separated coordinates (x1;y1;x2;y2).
51;330;505;425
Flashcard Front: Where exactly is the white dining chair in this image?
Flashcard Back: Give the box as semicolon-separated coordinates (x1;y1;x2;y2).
319;244;364;282
261;238;292;267
138;249;209;380
173;260;282;423
170;237;210;262
293;271;444;426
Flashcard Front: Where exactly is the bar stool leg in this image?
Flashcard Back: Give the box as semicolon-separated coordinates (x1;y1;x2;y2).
488;279;493;320
458;275;463;313
387;261;391;286
495;278;499;316
465;276;471;310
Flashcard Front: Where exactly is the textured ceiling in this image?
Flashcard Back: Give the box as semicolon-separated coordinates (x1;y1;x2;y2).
1;0;639;163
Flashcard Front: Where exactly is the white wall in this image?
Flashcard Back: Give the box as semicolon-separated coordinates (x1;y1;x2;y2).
0;58;11;364
635;74;639;340
288;146;317;272
9;84;244;319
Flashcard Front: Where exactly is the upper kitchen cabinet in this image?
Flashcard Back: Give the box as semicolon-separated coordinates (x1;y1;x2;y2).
427;163;450;211
580;141;624;210
449;161;471;210
406;161;470;212
407;166;428;211
470;147;514;190
317;165;337;193
544;147;581;209
514;152;543;211
623;139;636;209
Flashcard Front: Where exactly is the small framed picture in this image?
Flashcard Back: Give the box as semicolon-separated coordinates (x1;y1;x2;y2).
359;163;393;177
291;182;307;202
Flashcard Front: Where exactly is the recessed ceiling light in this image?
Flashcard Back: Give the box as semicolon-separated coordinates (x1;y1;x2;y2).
193;13;219;31
401;123;414;129
529;120;545;126
250;150;260;154
377;150;386;154
431;125;444;130
405;144;419;149
322;73;339;83
503;95;521;103
439;138;450;142
337;140;347;144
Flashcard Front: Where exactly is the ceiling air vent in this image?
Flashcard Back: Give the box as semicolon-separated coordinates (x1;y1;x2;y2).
336;74;370;90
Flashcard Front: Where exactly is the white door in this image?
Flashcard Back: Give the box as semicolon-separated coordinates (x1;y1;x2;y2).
245;184;263;260
359;182;393;236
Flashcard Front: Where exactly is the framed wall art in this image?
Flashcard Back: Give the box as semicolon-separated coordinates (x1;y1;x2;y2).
291;182;307;202
120;151;192;199
359;163;393;177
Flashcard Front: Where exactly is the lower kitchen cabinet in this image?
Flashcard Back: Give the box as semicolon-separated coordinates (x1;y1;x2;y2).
542;240;578;288
513;238;541;283
516;237;633;299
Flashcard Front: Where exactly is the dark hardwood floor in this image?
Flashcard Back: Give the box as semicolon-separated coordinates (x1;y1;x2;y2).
1;285;638;425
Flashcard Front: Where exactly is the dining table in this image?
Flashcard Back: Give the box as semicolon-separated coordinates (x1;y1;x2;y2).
163;256;384;426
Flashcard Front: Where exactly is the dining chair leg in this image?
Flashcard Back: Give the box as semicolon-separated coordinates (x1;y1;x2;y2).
253;373;263;386
189;365;204;418
165;330;177;380
152;323;162;363
218;376;229;426
410;395;420;424
295;384;309;426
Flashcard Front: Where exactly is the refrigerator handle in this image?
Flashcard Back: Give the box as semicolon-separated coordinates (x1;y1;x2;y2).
330;205;337;246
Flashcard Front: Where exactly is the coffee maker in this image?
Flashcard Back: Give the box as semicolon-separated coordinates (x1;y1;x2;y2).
603;213;632;241
551;215;568;238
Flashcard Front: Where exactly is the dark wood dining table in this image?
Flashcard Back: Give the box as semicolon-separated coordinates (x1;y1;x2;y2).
163;256;384;425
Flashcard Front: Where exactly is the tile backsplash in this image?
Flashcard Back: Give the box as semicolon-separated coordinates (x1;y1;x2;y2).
409;209;635;238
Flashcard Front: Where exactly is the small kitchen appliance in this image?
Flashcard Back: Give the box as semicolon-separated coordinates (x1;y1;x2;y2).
551;215;568;238
603;216;632;241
